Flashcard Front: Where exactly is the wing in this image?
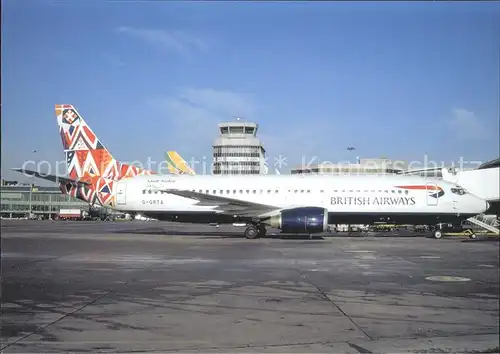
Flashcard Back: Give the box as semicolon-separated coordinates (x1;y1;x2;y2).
11;168;91;186
159;189;280;217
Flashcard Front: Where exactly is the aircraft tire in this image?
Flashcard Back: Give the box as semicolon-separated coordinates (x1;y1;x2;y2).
433;230;443;239
244;225;259;239
469;233;477;239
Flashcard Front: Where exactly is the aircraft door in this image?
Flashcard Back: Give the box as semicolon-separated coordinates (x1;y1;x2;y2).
426;183;438;206
116;181;127;205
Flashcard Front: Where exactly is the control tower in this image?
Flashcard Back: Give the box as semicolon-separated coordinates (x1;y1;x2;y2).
212;119;266;175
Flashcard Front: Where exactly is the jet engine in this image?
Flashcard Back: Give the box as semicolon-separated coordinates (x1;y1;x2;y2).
267;207;329;233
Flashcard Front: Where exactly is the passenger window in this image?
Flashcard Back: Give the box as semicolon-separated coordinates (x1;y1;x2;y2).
142;190;145;194
253;190;256;194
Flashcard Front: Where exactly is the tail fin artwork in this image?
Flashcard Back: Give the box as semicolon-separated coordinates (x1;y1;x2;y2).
56;104;155;181
165;151;195;175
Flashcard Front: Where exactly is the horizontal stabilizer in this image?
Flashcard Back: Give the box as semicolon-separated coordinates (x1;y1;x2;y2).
11;168;91;186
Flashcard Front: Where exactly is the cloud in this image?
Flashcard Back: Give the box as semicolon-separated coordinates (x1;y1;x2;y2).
102;53;125;67
156;88;256;149
447;108;490;141
152;88;339;174
116;27;211;55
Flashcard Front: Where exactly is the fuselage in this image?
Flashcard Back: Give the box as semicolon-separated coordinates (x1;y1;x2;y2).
112;174;488;225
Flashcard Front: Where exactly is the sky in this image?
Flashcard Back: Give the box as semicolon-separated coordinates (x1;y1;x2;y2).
2;1;499;183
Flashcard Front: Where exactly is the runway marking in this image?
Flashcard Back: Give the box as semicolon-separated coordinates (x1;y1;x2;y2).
2;303;22;309
478;264;495;268
308;268;331;272
420;256;441;259
425;276;471;282
469;293;499;299
344;250;374;253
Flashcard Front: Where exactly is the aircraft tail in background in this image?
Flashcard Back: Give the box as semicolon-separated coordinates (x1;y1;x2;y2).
165;151;195;175
55;104;154;181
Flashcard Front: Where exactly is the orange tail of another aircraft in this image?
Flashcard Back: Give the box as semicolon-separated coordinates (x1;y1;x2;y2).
165;151;195;175
56;104;154;181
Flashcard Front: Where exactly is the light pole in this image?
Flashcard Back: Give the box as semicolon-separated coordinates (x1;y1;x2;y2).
347;147;358;164
28;150;37;218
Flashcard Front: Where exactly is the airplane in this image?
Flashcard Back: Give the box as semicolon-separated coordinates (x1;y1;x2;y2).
165;151;195;175
12;104;490;240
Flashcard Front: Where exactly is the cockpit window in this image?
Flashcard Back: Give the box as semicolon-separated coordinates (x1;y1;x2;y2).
451;187;467;195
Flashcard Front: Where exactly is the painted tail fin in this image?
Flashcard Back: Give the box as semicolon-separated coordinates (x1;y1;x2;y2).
56;104;154;181
165;151;195;175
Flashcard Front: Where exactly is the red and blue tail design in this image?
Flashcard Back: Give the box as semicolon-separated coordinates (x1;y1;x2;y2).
55;104;155;207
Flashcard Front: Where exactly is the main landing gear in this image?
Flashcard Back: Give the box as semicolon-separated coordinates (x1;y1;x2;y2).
244;224;267;239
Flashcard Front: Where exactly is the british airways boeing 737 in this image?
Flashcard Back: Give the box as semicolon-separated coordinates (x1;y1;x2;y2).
13;105;489;239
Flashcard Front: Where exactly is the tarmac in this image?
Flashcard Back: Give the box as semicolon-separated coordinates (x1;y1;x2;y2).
1;219;499;353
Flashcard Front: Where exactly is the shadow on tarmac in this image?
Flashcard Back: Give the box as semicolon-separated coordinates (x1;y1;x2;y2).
111;228;327;240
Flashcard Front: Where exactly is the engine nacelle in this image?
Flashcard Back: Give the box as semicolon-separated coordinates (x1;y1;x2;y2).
268;207;329;233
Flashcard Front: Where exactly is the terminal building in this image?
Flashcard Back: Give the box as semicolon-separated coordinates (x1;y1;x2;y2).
0;181;87;219
212;120;266;175
291;158;408;175
0;180;113;219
